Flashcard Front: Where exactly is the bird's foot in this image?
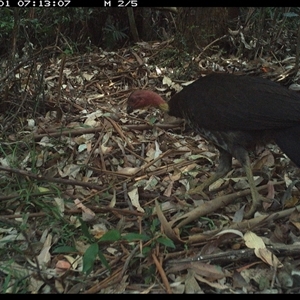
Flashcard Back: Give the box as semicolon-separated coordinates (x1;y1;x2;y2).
245;194;273;218
244;202;259;219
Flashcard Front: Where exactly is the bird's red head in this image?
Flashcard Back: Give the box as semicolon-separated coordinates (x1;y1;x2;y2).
127;90;169;113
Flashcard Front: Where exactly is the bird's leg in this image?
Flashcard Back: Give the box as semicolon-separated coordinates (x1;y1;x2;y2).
188;150;232;197
234;148;261;218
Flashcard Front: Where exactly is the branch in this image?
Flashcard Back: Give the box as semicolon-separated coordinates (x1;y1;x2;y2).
0;165;105;191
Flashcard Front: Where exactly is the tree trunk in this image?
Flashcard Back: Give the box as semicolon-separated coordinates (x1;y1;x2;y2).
127;7;139;42
176;7;239;52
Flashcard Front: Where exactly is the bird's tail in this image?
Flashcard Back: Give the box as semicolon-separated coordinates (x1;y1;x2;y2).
275;124;300;168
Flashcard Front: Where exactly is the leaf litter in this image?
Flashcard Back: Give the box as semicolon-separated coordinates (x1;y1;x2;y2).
0;40;300;293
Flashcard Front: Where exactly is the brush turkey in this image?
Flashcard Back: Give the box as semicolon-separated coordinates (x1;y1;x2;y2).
127;73;300;217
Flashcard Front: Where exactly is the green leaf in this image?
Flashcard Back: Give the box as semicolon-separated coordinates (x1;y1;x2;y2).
78;217;93;241
156;237;175;249
150;219;160;233
98;249;110;272
148;116;157;125
123;233;150;242
82;243;99;275
142;246;151;256
99;229;121;242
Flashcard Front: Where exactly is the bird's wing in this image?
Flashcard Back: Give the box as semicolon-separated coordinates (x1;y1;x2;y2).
171;74;300;131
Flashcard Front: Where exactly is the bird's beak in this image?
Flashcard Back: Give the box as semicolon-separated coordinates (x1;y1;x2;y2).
127;106;133;114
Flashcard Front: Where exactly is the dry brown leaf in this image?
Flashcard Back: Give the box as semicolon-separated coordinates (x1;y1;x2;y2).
37;233;52;267
155;200;182;243
284;195;299;208
90;224;108;239
244;231;283;268
244;231;265;249
116;167;140;175
184;270;202;294
265;181;275;203
290;209;300;230
163;180;174;197
74;199;96;221
215;229;244;239
56;260;72;274
128;187;144;212
194;273;229;290
168;171;182;182
190;261;232;280
255;248;283;268
209;178;225;190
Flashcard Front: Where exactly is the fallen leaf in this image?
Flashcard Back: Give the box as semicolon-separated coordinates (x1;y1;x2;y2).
74;199;96;221
256;247;283;268
244;231;265;249
116;167;140;175
128;187;144;212
37;233;52;267
155;200;182;242
244;231;283;268
56;260;71;274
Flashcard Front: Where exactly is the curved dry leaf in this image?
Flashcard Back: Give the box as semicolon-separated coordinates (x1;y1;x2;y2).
244;231;283;268
215;229;244;239
100;145;113;154
144;175;159;190
194;273;229;290
289;83;300;91
116;167;140;175
255;248;283;268
180;163;197;173
37;233;52;266
64;254;81;270
128;187;144;212
191;261;232;280
185;269;202;294
244;231;265;249
154;141;162;159
163;180;174;197
82;72;95;81
162;76;173;87
209;178;225;190
155;200;182;243
74;199;96;221
56;260;71;274
109;189;116;208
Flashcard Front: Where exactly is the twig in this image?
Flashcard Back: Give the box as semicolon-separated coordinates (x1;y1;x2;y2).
119;245;139;280
33;126;107;141
0;206;144;220
152;252;172;294
105;116;134;150
85;130;105;166
134;158;201;181
123;122;183;131
82;267;123;294
196;35;228;59
170;181;285;229
0;165;105;191
186;202;300;245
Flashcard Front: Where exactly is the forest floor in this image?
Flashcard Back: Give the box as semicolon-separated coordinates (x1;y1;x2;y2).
1;39;300;293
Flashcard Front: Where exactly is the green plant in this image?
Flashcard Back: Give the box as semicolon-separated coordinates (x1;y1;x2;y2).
102;23;128;49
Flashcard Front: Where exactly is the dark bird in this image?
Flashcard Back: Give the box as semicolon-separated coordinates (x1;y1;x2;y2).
127;73;300;217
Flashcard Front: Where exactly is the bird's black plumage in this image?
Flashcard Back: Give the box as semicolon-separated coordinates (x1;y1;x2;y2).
167;73;300;167
169;73;300;130
127;72;300;217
